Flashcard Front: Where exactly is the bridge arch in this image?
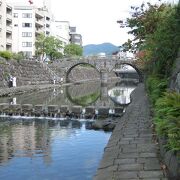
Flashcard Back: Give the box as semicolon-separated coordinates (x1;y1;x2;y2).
66;62;100;83
110;62;143;82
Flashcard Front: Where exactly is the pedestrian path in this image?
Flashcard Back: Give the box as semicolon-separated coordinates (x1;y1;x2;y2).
94;83;168;180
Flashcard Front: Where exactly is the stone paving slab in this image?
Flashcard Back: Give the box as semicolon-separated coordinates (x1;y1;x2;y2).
94;83;167;180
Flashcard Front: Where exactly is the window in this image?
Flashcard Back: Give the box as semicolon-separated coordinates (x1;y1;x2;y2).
22;13;32;18
23;51;32;58
14;13;18;18
22;42;32;47
22;32;32;37
22;23;32;27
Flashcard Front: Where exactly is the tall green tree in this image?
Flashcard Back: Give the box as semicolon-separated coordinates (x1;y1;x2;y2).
35;33;46;61
45;36;63;60
119;2;167;53
119;1;180;77
35;33;63;61
64;44;83;57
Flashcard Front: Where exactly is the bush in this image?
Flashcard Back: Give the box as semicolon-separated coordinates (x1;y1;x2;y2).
146;75;167;105
0;51;13;60
154;92;180;151
12;52;24;61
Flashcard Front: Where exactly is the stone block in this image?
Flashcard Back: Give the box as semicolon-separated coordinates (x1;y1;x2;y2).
47;105;59;113
85;106;95;114
34;105;44;116
9;104;21;114
97;107;109;116
60;105;68;113
0;103;9;113
114;107;124;114
71;106;82;114
138;171;164;178
21;104;33;116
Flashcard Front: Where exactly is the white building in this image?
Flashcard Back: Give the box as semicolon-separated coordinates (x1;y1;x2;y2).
51;20;70;48
11;3;52;58
0;0;13;51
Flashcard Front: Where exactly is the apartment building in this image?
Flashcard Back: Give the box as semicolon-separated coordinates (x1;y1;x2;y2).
0;0;13;51
69;26;82;46
12;4;52;58
51;20;70;47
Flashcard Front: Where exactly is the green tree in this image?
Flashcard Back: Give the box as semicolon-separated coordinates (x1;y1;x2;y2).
35;33;46;61
119;1;180;77
35;33;63;61
119;2;167;53
45;36;63;60
64;44;83;57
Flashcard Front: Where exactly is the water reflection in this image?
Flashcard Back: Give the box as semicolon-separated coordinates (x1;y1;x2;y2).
0;80;138;109
66;82;101;106
0;118;111;180
108;82;136;105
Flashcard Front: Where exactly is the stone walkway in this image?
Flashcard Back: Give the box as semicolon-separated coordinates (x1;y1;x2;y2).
94;83;168;180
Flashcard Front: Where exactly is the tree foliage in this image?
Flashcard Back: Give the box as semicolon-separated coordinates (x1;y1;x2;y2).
64;44;83;57
35;33;63;61
120;1;180;77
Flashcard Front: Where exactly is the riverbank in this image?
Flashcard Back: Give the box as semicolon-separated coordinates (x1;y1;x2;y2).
94;83;168;180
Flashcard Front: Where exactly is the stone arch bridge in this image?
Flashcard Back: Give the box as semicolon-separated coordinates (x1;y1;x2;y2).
48;57;143;83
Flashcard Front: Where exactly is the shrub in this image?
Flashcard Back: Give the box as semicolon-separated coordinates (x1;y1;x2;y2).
0;51;13;60
146;75;167;105
154;92;180;151
12;52;24;61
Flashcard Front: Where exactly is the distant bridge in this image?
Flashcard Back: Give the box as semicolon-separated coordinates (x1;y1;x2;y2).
48;57;143;83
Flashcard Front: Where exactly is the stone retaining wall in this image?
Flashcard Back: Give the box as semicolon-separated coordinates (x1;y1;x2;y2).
161;51;180;179
0;60;53;88
169;51;180;93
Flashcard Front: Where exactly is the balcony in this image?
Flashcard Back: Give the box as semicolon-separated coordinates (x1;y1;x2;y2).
35;19;44;27
35;27;44;35
6;13;12;20
6;5;12;15
6;38;12;45
6;25;12;32
35;10;44;19
6;44;12;51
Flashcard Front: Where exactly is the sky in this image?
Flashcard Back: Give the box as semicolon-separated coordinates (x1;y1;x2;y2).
8;0;178;46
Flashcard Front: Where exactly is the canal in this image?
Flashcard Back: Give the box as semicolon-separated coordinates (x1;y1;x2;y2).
0;79;138;180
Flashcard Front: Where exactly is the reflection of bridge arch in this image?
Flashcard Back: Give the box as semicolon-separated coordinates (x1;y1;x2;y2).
108;86;136;105
66;62;100;82
65;84;101;106
110;62;143;82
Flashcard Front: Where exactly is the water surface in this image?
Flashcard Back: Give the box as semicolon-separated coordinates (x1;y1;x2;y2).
0;118;111;180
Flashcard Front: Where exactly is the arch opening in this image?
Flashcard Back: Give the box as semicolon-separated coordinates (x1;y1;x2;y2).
111;62;143;83
66;63;100;83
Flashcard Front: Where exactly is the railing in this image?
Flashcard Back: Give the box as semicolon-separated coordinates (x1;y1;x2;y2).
40;62;62;83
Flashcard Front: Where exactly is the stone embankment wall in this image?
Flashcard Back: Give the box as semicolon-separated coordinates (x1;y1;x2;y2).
0;60;53;88
169;51;180;93
159;51;180;179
